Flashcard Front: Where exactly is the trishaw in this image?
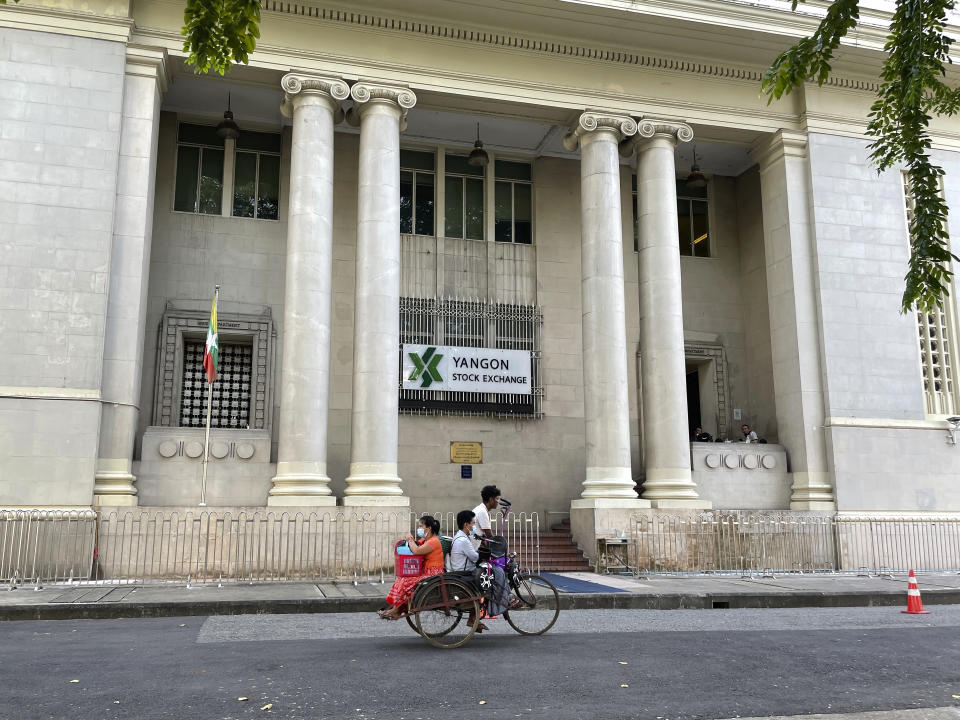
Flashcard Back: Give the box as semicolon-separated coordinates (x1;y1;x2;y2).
396;536;560;648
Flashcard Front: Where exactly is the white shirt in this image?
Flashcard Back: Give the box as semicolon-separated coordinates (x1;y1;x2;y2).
451;529;479;571
471;502;491;550
742;431;758;443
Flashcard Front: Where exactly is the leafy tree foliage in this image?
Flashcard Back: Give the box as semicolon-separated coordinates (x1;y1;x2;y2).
181;0;261;75
763;0;960;312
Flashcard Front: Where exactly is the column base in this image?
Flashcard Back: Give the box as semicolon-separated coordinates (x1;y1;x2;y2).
790;471;835;508
579;466;641;500
641;467;708;505
268;461;334;506
93;459;138;507
344;462;405;500
571;498;650;510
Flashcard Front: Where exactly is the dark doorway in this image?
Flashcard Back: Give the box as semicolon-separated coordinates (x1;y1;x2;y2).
686;366;701;438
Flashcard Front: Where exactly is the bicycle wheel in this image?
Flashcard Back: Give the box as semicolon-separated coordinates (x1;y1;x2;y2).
414;578;480;649
504;573;560;636
407;577;459;638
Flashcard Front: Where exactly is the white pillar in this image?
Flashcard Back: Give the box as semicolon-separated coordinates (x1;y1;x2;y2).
563;112;650;510
752;131;834;510
94;48;168;507
268;74;349;506
633;120;710;509
343;82;416;506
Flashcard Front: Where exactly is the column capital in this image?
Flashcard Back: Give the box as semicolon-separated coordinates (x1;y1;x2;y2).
751;130;809;173
280;73;349;118
637;119;694;144
562;110;637;151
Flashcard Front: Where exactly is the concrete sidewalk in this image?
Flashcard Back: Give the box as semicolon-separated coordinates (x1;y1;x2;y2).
1;571;958;621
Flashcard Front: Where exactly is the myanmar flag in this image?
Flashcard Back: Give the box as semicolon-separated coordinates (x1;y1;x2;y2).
203;291;219;383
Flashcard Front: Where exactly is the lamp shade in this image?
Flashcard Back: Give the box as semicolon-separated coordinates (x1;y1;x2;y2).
216;94;240;140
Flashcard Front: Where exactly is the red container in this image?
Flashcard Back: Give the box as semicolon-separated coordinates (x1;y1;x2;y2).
394;540;424;577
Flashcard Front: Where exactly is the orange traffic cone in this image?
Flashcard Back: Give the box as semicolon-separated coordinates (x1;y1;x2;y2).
902;569;930;615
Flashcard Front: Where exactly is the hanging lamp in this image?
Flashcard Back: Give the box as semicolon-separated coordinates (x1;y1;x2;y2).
685;145;707;190
216;92;241;140
467;122;489;167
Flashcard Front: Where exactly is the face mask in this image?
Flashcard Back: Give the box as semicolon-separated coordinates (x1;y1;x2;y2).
416;528;426;538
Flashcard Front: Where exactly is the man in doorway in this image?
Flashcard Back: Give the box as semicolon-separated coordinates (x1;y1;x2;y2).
741;424;759;443
472;484;501;549
692;426;713;442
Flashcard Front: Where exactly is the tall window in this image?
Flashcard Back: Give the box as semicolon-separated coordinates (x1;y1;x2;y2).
677;181;709;257
174;124;224;215
904;172;959;416
400;149;435;236
444;153;484;240
631;176;711;257
175;122;281;220
494;160;532;244
233;130;281;220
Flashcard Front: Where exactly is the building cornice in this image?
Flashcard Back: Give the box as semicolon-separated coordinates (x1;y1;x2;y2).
125;45;171;94
0;3;133;43
258;1;884;94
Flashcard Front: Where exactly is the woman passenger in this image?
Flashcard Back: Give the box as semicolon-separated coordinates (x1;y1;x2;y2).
378;515;444;620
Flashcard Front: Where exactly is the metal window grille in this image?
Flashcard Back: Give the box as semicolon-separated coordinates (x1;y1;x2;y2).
180;341;253;428
903;173;959;415
399;297;543;417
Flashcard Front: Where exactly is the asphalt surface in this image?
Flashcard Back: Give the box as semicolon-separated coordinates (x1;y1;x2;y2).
2;606;959;720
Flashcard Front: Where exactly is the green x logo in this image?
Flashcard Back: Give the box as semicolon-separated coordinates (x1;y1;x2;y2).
408;347;443;388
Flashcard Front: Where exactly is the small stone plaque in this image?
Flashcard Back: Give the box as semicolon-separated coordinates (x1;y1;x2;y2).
450;441;482;464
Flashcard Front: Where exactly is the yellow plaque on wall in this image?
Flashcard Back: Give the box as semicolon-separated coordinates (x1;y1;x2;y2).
450;441;482;464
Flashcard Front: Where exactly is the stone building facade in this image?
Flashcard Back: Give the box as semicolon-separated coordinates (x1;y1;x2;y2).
1;0;959;550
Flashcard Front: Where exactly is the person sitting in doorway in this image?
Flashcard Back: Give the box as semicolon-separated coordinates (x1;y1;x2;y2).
692;426;713;442
741;424;759;443
378;515;445;620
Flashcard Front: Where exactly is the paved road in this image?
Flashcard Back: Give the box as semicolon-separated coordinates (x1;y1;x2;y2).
2;606;959;720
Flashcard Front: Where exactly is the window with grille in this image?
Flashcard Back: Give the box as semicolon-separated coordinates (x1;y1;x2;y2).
399;297;542;417
903;172;959;416
179;341;253;428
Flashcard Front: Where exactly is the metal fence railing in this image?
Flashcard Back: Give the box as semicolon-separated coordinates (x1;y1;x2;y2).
631;512;960;576
0;509;539;587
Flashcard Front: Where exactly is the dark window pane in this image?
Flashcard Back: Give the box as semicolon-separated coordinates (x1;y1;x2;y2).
465;178;484;240
233;151;257;218
400;170;413;234
444;176;463;238
692;199;709;257
495;180;512;242
178;123;224;147
677;198;692;256
513;182;532;244
198;148;224;215
237;130;281;153
401;149;435;171
495;160;531;181
257;153;280;220
631;174;637;193
415;172;435;235
632;192;638;252
445;153;484;177
174;145;199;212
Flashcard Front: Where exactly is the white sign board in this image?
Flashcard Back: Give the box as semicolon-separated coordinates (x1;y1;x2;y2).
401;344;532;395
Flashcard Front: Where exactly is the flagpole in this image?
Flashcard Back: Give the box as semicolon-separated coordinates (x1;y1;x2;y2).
200;285;219;507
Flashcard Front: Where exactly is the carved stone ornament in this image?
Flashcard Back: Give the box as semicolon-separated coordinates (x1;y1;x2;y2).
280;74;350;118
346;82;417;129
636;119;695;144
562;111;638;151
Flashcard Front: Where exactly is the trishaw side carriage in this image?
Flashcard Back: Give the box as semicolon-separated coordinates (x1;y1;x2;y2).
398;536;561;648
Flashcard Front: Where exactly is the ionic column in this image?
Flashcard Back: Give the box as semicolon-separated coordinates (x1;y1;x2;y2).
563;112;650;509
267;74;349;506
752;131;834;510
631;120;710;508
94;48;168;507
343;82;416;506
